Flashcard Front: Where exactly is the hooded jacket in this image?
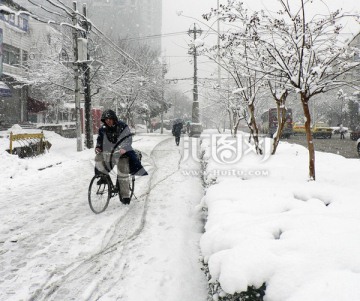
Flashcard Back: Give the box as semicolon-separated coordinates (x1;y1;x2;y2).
96;110;147;176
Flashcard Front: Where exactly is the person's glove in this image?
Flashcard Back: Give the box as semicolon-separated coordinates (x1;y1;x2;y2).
95;147;102;154
119;148;126;155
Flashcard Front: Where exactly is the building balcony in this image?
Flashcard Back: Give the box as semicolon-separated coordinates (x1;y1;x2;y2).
2;63;28;81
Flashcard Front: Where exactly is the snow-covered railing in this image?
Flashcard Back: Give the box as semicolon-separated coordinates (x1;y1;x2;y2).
8;131;51;158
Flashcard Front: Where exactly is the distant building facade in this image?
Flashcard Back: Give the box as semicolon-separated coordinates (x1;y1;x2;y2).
85;0;162;53
0;0;69;126
0;0;31;125
348;33;360;84
347;33;360;128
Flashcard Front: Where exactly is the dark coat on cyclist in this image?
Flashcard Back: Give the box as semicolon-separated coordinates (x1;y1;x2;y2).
96;110;148;176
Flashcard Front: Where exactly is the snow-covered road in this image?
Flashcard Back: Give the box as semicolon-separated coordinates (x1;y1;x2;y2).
0;132;207;301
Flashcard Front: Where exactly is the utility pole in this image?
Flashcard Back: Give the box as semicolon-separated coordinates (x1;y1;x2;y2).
217;0;223;130
82;4;93;148
188;23;202;124
217;0;221;89
72;1;83;151
160;61;167;134
187;23;203;137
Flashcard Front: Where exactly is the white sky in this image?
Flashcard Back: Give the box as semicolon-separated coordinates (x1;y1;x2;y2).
161;0;217;94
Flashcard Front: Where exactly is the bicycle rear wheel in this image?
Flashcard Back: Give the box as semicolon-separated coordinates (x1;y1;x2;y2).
88;176;111;214
117;175;135;204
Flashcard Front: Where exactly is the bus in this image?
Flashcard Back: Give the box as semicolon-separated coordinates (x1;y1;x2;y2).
260;108;293;138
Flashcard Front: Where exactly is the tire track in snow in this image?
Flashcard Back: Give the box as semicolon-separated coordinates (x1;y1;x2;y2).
88;138;185;300
95;137;207;301
29;137;182;301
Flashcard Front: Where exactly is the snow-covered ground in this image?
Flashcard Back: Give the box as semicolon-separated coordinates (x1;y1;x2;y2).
0;126;207;301
199;130;360;301
1;126;360;301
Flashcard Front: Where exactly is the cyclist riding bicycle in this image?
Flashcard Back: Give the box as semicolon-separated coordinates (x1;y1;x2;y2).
94;109;148;205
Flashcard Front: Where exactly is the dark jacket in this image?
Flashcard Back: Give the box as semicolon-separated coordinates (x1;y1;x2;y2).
96;120;132;153
172;122;183;137
96;113;147;176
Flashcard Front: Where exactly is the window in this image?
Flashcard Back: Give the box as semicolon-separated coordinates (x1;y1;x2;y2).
9;14;15;25
18;16;29;32
22;50;28;67
0;13;29;32
3;44;20;66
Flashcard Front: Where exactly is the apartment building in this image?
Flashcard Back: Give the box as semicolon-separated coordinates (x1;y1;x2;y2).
0;0;68;126
349;33;360;86
339;33;360;114
0;0;31;125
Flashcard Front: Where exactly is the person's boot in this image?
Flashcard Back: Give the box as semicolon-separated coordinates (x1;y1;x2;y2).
121;197;130;205
96;173;109;185
97;177;107;185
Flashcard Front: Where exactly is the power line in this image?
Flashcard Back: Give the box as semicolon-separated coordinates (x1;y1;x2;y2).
120;31;188;42
163;55;192;58
90;25;145;70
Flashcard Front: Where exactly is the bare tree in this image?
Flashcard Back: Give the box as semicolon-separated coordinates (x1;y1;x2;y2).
18;0;165;128
85;35;165;127
204;0;360;180
202;5;272;154
26;20;74;122
258;0;360;180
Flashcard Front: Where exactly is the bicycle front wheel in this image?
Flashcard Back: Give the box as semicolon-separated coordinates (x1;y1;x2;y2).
88;176;111;214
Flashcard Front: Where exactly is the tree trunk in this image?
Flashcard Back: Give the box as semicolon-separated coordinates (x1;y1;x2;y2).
247;102;262;155
271;91;288;155
232;108;238;137
228;109;233;135
301;93;316;180
271;105;287;155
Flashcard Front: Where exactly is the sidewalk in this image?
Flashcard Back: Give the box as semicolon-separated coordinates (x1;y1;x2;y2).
0;132;208;301
117;136;208;301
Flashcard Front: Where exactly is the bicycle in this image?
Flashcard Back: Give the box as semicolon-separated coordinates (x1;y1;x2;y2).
88;152;136;214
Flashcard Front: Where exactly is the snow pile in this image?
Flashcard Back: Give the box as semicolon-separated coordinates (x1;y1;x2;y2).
198;130;360;301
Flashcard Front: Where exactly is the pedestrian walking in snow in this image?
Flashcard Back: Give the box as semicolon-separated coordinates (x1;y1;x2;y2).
94;109;147;204
186;121;191;134
172;119;183;146
339;123;345;139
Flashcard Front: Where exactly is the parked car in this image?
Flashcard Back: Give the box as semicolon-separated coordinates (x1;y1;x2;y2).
292;122;332;138
312;123;332;139
350;129;360;141
293;123;306;135
357;138;360;157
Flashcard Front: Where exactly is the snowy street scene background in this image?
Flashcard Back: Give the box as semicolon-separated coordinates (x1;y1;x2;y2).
1;0;360;300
